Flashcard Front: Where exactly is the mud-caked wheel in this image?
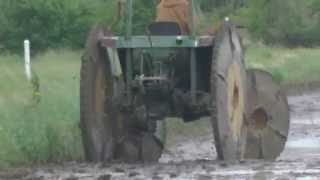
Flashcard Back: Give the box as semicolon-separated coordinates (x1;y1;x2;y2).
245;69;289;160
211;22;247;161
80;25;163;163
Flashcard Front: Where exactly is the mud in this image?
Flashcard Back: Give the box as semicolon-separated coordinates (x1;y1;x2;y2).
1;92;320;180
282;81;320;96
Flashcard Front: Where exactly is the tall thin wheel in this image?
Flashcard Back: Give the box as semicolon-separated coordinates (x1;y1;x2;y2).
80;26;118;162
211;22;247;161
80;25;163;163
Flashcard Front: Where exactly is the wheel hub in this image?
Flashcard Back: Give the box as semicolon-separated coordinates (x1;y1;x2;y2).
251;107;268;131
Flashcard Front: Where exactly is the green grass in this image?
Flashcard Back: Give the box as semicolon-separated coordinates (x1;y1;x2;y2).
0;50;83;167
246;46;320;84
0;47;320;167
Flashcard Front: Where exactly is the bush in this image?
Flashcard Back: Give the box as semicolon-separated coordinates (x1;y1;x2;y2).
1;0;319;53
201;0;320;47
0;0;160;53
244;0;320;46
0;0;116;53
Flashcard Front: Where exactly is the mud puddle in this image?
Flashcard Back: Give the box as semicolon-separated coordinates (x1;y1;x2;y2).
2;92;320;180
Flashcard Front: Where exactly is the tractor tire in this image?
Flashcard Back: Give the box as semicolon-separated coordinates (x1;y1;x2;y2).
211;21;247;161
80;25;116;162
80;25;163;163
244;69;289;160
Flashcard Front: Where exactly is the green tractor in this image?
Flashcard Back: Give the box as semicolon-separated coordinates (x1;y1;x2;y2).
80;0;290;163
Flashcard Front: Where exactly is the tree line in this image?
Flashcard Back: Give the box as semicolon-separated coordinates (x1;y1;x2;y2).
0;0;319;53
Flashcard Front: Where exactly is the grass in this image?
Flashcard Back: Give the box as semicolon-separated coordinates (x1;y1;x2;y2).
0;50;83;167
0;46;320;167
246;45;320;84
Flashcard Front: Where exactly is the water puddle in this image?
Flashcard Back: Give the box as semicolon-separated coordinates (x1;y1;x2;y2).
287;138;320;149
288;93;320;125
297;177;319;180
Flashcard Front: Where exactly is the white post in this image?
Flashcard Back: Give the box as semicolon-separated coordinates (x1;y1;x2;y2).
24;40;32;81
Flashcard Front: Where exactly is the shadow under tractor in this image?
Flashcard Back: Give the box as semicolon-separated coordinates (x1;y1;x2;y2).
80;0;290;163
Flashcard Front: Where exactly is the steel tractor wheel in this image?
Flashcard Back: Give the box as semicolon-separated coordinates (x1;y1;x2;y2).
80;25;163;163
245;69;290;160
211;22;247;161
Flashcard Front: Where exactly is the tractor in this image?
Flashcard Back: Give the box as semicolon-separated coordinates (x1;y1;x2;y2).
79;0;290;163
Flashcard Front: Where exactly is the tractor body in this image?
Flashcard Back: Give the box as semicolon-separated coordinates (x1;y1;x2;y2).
101;0;213;123
101;31;214;123
79;0;290;163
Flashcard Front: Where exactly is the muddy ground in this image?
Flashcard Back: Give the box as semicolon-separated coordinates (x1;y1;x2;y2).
1;92;320;180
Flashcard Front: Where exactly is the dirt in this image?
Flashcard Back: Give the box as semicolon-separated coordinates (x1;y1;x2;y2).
282;81;320;96
1;92;320;180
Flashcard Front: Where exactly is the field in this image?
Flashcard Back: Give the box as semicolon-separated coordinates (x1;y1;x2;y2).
246;46;320;84
0;47;320;167
0;51;83;167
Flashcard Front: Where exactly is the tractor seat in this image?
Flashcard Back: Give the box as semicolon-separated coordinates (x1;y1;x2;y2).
148;22;181;36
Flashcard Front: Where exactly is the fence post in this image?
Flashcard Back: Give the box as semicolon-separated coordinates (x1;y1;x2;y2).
24;40;32;81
